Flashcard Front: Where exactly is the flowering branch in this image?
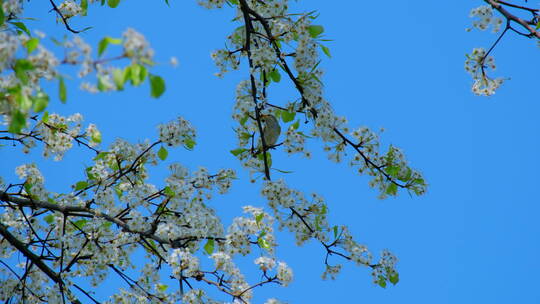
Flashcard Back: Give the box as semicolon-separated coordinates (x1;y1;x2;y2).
485;0;540;38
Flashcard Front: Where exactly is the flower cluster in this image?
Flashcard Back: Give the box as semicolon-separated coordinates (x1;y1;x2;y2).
197;0;226;9
465;47;504;96
122;28;155;62
210;48;240;77
276;261;293;286
210;251;252;300
37;113;90;160
225;205;276;255
0;32;19;72
261;179;331;245
467;5;504;33
1;0;23;16
63;36;93;77
169;249;200;278
158;116;196;147
57;1;82;19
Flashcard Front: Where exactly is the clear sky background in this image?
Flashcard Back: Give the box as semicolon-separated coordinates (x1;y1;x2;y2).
1;1;540;303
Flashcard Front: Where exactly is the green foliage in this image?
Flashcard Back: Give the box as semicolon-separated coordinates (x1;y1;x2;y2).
14;59;34;84
257;231;270;249
158;146;168;160
184;137;196;150
107;0;120;8
280;110;296;123
204;239;214;255
44;214;55;225
0;4;4;25
149;74;166;98
11;21;30;35
308;25;324;38
24;38;39;54
97;36;122;56
58;76;67;103
320;44;331;57
269;68;281;83
230;148;247;156
74;181;89;191
81;0;88;16
8;111;26;134
32;92;49;113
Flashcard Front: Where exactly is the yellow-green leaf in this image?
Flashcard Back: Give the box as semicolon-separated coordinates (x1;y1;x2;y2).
158;146;168;161
204;239;214;255
74;181;89;191
149;74;166;98
59;77;67;103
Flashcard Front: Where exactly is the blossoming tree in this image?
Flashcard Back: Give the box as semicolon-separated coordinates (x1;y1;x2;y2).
0;0;530;303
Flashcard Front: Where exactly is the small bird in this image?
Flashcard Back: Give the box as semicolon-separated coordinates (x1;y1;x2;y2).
260;114;281;150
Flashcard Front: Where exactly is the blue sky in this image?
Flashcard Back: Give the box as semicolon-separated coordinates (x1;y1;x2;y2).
2;1;540;303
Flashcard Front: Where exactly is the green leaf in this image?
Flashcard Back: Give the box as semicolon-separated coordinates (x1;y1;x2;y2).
389;272;399;285
149;74;166;98
157;284;168;292
157;146;168;161
333;226;338;239
42;111;49;123
14;59;34;84
93;151;110;161
74;181;89;191
399;168;412;182
125;64;147;86
44;214;55;224
308;25;324;38
59;77;67;103
97;36;122;56
97;75;107;91
255;213;264;225
163;186;175;197
291;120;300;130
18;93;32;112
0;5;5;25
269;69;281;83
321;44;331;57
184;137;195;150
8;111;26;134
230;148;247;156
386;183;398;196
91;130;102;144
240;132;252;140
204;239;215;255
108;0;120;8
377;276;387;288
281;111;295;123
413;178;425;185
24;38;39;54
386;166;399;178
73;219;87;229
257;234;270;249
81;0;88;16
239;115;249;126
32;92;49;113
257;151;272;167
115;185;123;198
10;21;30;36
113;68;125;90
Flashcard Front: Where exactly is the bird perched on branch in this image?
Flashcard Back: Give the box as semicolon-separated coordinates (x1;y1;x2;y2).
260;114;281;150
